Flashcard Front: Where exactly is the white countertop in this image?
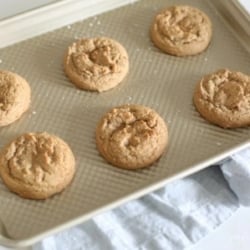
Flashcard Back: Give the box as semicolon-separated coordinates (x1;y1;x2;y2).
0;0;57;20
238;0;250;13
190;207;250;250
0;1;250;250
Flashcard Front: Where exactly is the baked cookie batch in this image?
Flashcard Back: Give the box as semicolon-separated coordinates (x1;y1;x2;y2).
0;5;249;199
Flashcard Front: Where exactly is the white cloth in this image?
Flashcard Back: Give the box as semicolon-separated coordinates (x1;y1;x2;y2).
221;149;250;206
31;148;250;250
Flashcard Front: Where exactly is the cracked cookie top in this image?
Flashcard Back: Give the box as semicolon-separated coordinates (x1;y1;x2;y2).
194;69;250;128
96;104;168;169
151;5;212;56
0;132;75;199
64;37;129;92
0;70;31;127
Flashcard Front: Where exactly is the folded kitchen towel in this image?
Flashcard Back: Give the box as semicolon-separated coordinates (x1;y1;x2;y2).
221;148;250;206
28;148;250;250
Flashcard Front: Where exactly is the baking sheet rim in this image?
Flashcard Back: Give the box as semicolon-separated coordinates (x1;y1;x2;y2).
1;141;249;248
0;0;250;247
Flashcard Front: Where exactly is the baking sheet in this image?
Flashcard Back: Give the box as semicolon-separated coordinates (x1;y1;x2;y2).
0;0;250;246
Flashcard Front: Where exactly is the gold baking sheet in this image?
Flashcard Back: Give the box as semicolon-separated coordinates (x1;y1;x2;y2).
0;0;250;246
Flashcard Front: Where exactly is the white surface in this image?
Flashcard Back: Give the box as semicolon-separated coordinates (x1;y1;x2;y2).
238;0;250;13
0;1;250;250
0;0;137;49
0;0;58;20
190;207;250;250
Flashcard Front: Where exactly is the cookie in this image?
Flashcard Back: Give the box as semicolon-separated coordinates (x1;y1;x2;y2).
96;104;168;169
0;132;75;199
0;70;31;127
150;5;212;56
64;37;129;92
193;69;250;128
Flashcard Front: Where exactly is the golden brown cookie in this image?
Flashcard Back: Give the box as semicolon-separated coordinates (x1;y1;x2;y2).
64;37;129;92
0;132;75;199
193;69;250;128
0;70;31;127
96;104;168;169
150;5;212;56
